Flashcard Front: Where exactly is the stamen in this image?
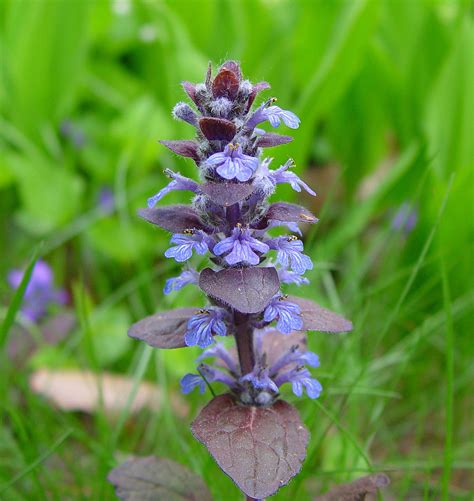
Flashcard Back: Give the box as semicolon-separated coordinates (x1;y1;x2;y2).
278;294;289;301
287;235;299;242
183;228;195;235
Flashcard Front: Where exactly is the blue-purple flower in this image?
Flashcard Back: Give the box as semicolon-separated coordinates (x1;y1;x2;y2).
247;101;300;130
184;307;228;348
264;106;300;129
206;143;259;182
391;202;418;235
180;373;206;394
274;367;322;399
255;158;316;196
278;268;309;286
180;329;322;402
263;296;303;334
163;269;199;294
268;346;319;375
213;226;269;265
164;230;210;262
197;343;239;374
98;187;115;213
8;260;67;322
148;170;199;208
267;236;313;275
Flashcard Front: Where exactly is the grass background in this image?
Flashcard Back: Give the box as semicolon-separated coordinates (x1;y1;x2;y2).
0;0;473;499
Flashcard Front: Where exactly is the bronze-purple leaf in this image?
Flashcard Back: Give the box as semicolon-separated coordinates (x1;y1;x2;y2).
191;394;309;499
181;81;197;104
108;456;213;501
266;202;318;225
262;329;308;367
199;117;236;141
314;473;390;501
128;308;197;349
199;267;279;314
212;68;240;100
247;81;271;111
289;296;353;333
159;140;200;162
220;60;242;81
256;133;293;148
138;206;207;233
200;182;255;207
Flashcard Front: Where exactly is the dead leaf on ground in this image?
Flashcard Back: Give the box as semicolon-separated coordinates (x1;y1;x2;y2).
30;369;188;417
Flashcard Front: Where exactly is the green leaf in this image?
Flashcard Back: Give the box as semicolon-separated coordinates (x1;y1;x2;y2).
424;16;474;178
0;246;41;350
290;0;379;165
90;307;132;367
7;153;84;234
2;0;90;139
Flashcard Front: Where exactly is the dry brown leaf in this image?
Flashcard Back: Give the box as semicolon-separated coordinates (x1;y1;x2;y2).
30;369;188;417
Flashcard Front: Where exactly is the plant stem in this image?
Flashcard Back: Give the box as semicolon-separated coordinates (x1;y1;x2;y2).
226;203;241;229
234;311;255;375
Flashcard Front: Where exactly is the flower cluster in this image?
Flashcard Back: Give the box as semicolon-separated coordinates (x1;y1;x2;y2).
133;61;351;407
181;329;322;406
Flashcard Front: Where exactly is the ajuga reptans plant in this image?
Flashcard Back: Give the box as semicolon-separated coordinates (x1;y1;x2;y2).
109;61;353;500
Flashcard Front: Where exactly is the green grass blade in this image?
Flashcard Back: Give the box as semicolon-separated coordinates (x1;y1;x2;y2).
441;258;454;500
0;429;72;494
0;244;42;349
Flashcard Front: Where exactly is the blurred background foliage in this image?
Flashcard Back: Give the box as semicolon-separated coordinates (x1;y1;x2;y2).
0;0;473;499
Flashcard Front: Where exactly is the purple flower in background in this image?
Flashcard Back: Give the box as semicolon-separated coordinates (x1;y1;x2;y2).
98;187;115;213
255;158;316;196
163;269;199;295
184;307;228;348
206;143;259;182
213;227;269;265
267;236;313;275
263;296;303;334
8;260;67;322
164;230;210;262
148;170;199;208
391;203;418;235
60;119;86;149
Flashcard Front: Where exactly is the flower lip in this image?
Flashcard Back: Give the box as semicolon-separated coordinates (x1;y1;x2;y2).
213;226;269;266
206;143;259;182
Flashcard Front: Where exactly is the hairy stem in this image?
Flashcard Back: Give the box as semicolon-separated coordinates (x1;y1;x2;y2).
234;311;255;375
